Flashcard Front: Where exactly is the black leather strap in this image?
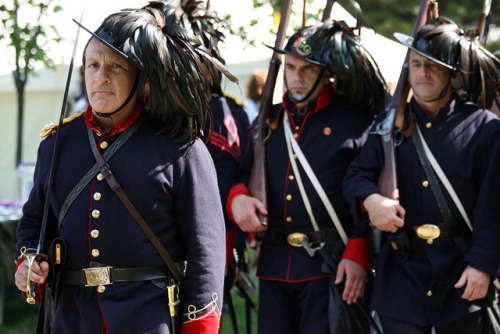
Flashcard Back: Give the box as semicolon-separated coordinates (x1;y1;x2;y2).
406;222;467;239
62;265;172;285
87;127;184;284
266;226;341;244
58;119;142;228
411;122;454;224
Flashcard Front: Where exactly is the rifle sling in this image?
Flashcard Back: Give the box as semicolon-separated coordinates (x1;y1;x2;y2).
58;119;142;228
86;126;184;284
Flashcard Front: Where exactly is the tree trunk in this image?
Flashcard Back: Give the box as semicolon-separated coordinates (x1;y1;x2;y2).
14;72;26;168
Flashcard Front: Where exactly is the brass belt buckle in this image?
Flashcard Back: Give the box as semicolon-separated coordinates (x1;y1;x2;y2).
83;266;112;287
416;224;440;244
287;233;308;247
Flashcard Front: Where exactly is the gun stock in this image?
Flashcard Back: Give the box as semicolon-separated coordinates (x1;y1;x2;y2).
370;0;433;256
248;0;292;228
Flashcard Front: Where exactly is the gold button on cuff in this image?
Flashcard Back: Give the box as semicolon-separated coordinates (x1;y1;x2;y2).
92;210;100;218
422;180;429;187
426;122;432;128
93;192;102;201
286;194;292;201
91;229;100;238
100;141;109;149
289;175;295;181
91;249;100;257
97;285;106;293
427;290;432;297
97;173;104;181
286;216;292;222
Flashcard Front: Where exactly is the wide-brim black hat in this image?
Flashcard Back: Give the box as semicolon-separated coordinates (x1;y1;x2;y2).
73;18;145;70
394;31;457;70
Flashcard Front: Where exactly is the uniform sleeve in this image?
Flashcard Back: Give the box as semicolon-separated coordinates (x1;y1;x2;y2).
342;124;386;229
174;141;225;332
466;118;500;277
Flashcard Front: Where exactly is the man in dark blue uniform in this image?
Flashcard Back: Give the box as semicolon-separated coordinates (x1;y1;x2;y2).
227;19;388;333
14;6;231;334
343;17;500;333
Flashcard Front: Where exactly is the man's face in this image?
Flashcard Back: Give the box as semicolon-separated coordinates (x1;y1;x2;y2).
408;50;451;104
84;38;138;116
284;55;327;107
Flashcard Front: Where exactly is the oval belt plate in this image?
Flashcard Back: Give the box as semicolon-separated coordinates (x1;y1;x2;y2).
416;224;440;240
287;233;308;247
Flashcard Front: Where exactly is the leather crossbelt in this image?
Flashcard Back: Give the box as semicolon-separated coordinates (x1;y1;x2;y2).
266;226;341;245
62;265;172;287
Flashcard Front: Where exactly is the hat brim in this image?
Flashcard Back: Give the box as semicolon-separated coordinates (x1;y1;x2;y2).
73;19;144;70
394;32;456;70
264;44;325;67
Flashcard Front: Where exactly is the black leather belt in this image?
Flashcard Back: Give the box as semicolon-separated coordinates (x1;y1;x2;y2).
266;226;341;245
62;265;172;287
406;222;467;244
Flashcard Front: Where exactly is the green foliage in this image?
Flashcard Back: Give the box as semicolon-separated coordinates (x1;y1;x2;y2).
233;0;500;51
0;0;64;83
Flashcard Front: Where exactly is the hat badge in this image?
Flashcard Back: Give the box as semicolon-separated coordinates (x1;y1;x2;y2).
293;36;311;58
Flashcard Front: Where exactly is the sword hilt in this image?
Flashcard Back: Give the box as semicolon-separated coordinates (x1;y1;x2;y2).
21;250;48;304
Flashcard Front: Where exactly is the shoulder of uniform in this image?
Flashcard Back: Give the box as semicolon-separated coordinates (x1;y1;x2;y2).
222;91;245;107
40;110;85;138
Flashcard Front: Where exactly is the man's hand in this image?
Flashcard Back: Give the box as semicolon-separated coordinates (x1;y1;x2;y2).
335;259;367;305
454;265;490;301
364;193;405;233
15;259;49;292
231;194;268;232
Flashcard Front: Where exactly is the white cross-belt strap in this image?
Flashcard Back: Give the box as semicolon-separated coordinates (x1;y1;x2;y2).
415;123;473;231
283;113;348;245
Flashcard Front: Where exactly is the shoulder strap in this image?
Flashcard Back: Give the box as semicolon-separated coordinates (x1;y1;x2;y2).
414;122;473;231
58;119;142;227
283;113;348;245
86;126;184;284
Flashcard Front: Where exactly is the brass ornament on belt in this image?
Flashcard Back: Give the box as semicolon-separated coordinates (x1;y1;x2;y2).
83;266;112;286
416;224;440;244
287;233;308;247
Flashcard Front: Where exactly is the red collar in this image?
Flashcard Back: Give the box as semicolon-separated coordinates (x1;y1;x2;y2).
85;103;144;136
283;84;335;114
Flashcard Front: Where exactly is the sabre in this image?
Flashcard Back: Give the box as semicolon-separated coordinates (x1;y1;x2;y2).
23;10;84;303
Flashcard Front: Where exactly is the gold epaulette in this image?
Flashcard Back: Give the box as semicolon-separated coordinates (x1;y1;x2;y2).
222;91;245;107
40;110;85;138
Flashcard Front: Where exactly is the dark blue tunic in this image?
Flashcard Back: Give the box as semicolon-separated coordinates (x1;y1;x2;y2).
257;91;375;282
16;108;226;333
343;95;500;326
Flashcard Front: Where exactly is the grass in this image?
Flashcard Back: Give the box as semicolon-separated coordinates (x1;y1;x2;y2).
0;272;259;334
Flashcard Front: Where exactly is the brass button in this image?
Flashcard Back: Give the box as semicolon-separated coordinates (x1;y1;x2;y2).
293;154;298;160
286;216;292;222
100;141;109;149
91;249;100;257
427;290;432;297
289;175;295;181
97;173;104;181
422;180;429;187
91;229;100;238
293;133;299;139
97;285;106;293
426;122;432;128
295;126;300;131
93;192;102;201
92;210;100;218
286;194;292;201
